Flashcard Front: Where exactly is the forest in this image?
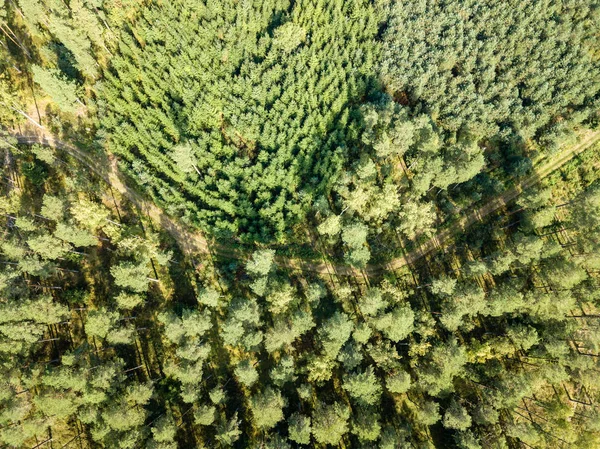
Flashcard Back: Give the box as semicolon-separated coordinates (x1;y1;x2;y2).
1;0;600;448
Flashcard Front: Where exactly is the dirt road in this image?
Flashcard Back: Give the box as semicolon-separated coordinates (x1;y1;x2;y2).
5;128;599;277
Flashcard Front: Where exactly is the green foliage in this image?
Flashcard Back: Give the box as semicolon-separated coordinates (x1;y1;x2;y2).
194;405;216;426
398;200;436;240
351;406;382;442
317;214;341;237
31;65;80;114
215;412;242;446
311;401;350;446
382;0;600;140
85;308;118;339
371;303;415;342
443;400;472;431
246;249;276;277
318;311;354;358
250;387;285;430
234;359;258;387
416;338;467;396
110;262;150;292
55;223;98;247
197;287;220;309
41;195;65;221
27;233;71;259
114;292;144;310
4;1;600;448
150;412;177;446
342;222;371;267
288;413;311;445
386;369;411;394
97;0;380;241
343;366;382;405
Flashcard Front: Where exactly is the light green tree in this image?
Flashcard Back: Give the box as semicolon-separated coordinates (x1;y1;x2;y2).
288;413;311;445
311;401;350;446
85;308;118;339
386;370;411;394
398;200;436;240
343;366;382;405
443;400;472;430
234;360;258;387
250;388;285;430
110;262;151;292
31;65;80;114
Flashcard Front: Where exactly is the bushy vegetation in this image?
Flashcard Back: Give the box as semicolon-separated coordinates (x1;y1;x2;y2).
382;0;600;144
1;0;600;448
98;0;381;242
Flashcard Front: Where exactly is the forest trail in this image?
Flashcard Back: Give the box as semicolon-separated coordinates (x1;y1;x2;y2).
378;130;600;274
6;131;214;257
5;128;600;277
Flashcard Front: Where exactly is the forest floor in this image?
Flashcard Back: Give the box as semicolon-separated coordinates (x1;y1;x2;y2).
5;127;600;278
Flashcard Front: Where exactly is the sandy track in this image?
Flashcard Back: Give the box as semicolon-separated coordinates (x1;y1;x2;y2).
5;128;599;276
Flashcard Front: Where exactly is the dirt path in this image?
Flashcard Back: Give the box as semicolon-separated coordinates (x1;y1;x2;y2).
6;132;213;256
376;130;600;275
4;128;600;277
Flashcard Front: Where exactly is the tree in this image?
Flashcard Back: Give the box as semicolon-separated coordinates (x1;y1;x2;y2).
247;249;275;295
170;142;200;176
430;276;457;296
273;22;306;53
194;405;215;426
398;200;436;240
484;285;524;317
379;426;410;449
415;400;441;426
318;312;354;358
106;326;135;345
317;214;341;237
359;288;387;317
337;341;363;370
27;234;71;260
114;292;144;310
40;195;65;221
250;388;285;430
85;308;118;339
31;144;56;164
159;309;211;346
311;401;350;446
372;304;415;342
266;282;298;315
111;262;151;292
288;413;311;445
209;387;226;406
342;222;371;267
343;366;382;405
443;400;472;430
198;287;220;308
149;412;177;448
215;412;241;446
350;406;381;442
234;360;258;387
416;338;467;396
270;355;295;387
570;184;600;231
55;223;98;247
31;65;80;114
386;370;411;394
306;354;336;383
455;431;482;449
439;283;486;332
